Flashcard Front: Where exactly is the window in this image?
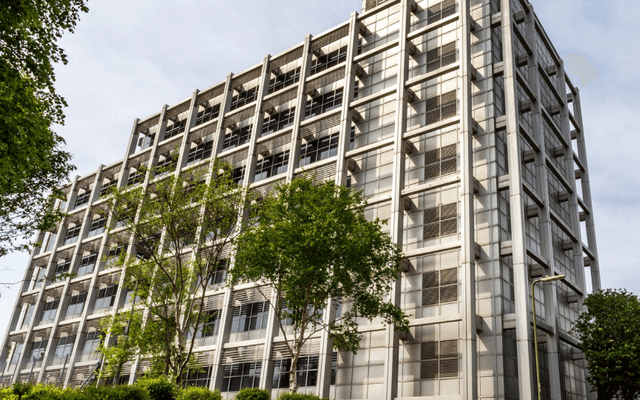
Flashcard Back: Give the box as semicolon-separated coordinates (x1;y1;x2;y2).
423;203;457;240
425;90;457;125
262;107;296;136
424;144;457;180
232;166;245;185
45;233;57;252
124;288;141;305
299;133;339;167
9;344;23;365
54;260;71;278
195;104;221;126
254;151;289;182
187;141;214;165
427;0;456;25
272;355;329;389
230;301;270;333
34;268;47;288
184;366;212;388
268;67;301;94
52;335;75;364
77;253;98;276
138;133;155;150
66;292;88;318
164;119;187;140
41;298;60;324
156;156;177;176
106;245;125;266
422;268;457;306
200;260;227;287
221;361;262;392
94;285;118;312
63;226;81;246
229;87;259;111
127;168;145;186
310;46;348;75
74;191;91;209
100;178;118;197
88;217;107;237
305;88;343;119
21;303;34;329
427;42;457;73
194;310;221;344
420;340;459;379
221;126;252;152
28;340;47;366
81;331;101;361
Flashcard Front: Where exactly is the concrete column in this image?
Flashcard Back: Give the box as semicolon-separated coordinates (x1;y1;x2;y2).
499;0;534;397
243;55;272;188
382;1;410;399
285;35;313;182
458;0;479;399
523;6;563;399
571;88;600;291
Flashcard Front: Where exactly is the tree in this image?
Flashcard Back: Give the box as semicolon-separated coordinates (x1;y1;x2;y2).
574;289;640;400
98;160;246;384
230;177;409;393
0;0;88;256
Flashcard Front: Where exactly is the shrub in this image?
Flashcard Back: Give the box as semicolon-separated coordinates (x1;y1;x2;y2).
136;377;179;400
0;387;16;400
11;383;32;400
177;386;222;400
82;385;149;400
234;388;270;400
22;385;66;400
277;393;328;400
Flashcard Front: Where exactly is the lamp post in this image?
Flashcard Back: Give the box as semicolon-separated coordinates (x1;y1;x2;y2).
531;274;565;400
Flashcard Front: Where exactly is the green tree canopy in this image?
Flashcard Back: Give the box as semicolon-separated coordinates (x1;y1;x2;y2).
0;0;88;256
99;160;246;384
230;177;409;392
574;289;640;400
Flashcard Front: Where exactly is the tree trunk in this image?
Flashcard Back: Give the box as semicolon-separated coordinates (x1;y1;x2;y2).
289;351;299;393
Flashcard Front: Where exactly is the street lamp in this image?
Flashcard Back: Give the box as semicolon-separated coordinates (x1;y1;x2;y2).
531;274;565;400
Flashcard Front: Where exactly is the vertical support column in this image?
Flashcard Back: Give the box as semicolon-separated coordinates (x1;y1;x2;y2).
209;288;233;391
524;6;563;399
209;74;234;164
175;90;201;176
285;35;313;182
500;0;534;397
203;74;235;392
334;13;361;187
124;105;168;384
382;1;410;399
459;0;478;399
244;56;272;189
571;89;600;291
316;14;360;398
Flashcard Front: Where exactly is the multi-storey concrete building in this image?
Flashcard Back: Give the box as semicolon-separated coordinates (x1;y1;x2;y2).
0;0;601;398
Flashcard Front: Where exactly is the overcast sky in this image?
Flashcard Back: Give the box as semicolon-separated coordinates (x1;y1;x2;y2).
1;0;638;338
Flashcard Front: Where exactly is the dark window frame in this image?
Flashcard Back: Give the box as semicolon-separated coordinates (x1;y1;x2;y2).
299;133;339;167
254;151;289;182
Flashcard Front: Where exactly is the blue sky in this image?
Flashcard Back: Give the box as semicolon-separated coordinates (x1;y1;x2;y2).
1;0;637;337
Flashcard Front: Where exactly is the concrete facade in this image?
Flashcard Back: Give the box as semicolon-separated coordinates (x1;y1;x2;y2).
0;0;600;399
